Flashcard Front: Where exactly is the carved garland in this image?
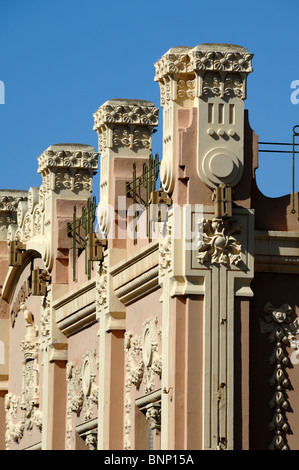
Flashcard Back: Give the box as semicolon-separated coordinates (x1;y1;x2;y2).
260;302;299;450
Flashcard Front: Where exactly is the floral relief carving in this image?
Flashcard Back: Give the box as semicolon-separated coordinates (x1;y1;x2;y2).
145;402;161;431
0;195;26;212
66;350;98;450
177;78;196;101
224;73;243;98
40;297;51;349
159;219;172;275
5;394;25;448
96;261;108;311
124;317;162;450
260;303;299;450
5;304;42;449
154;45;253;103
202;72;221;97
197;218;242;266
93;103;159;130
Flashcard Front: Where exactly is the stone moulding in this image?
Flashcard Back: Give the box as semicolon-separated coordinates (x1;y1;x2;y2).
111;241;160;305
254;230;299;273
53;279;97;337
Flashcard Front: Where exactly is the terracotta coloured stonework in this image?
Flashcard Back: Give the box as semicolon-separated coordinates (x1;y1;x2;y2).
0;43;299;451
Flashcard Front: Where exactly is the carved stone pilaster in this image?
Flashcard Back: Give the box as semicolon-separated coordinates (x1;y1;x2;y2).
93;99;159;238
154;44;254;195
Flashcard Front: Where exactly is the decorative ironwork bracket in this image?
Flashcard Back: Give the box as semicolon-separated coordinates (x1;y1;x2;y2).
8;241;26;267
67;197;100;281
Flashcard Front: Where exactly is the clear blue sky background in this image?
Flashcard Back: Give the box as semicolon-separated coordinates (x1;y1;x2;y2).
0;0;298;198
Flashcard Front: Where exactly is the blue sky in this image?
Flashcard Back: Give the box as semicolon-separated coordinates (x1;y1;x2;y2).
0;0;298;198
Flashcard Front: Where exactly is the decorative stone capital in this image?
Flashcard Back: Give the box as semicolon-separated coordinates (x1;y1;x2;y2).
93;99;159;153
93;99;159;130
145;402;161;431
37;143;98;195
155;43;254;195
154;44;253;109
154;43;253;86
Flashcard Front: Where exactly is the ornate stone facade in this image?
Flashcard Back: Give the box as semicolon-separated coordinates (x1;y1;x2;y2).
0;42;299;452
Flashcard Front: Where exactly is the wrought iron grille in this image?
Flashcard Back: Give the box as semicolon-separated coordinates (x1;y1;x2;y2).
67;196;97;281
126;153;160;243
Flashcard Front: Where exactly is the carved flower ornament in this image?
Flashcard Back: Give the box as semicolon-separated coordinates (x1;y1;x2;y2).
197;218;242;266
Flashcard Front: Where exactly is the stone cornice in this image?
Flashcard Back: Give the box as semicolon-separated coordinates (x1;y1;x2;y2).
110;241;160;305
254;230;299;273
53;278;97;336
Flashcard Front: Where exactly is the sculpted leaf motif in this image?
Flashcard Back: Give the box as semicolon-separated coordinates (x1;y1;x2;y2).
197;218;242;266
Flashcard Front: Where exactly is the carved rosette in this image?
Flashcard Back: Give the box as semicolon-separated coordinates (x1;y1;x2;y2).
197;218;242;266
65;350;98;450
124;317;162;449
260;303;299;450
